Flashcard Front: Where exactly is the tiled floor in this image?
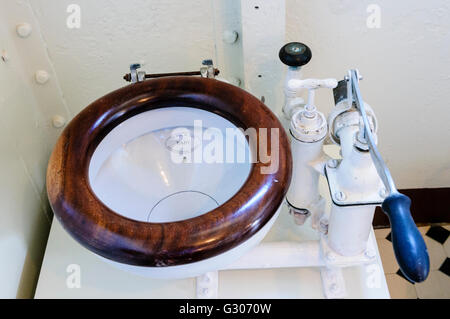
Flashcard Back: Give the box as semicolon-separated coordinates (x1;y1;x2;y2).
375;224;450;299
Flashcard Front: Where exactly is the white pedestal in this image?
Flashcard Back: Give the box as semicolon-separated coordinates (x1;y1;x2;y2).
35;175;390;299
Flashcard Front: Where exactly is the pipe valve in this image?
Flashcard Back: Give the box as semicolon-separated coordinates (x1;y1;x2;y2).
289;78;337;123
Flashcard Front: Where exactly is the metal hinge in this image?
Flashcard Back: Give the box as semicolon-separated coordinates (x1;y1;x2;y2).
123;60;220;83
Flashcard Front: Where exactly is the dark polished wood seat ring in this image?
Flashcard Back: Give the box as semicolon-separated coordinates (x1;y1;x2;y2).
46;76;292;267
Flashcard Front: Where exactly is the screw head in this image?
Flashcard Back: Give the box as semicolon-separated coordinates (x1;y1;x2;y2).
327;159;338;168
345;73;363;81
202;274;211;283
334;191;346;201
16;23;32;38
365;249;376;259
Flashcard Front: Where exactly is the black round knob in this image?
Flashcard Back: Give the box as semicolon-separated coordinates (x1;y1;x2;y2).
279;42;312;67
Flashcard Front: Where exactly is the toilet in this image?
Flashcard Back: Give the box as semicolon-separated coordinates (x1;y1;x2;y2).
46;76;292;278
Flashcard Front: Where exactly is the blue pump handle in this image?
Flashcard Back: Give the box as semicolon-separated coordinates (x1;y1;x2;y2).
381;193;430;282
347;69;429;283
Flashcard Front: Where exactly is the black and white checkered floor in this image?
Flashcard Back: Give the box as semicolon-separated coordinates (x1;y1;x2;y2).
375;224;450;298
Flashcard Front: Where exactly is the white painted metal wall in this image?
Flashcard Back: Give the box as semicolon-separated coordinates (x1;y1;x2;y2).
286;0;450;188
0;0;67;298
240;0;285;113
27;0;217;116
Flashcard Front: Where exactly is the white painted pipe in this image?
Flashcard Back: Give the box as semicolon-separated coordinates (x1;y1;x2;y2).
222;241;324;270
327;204;376;256
284;66;303;89
327;126;379;256
335;126;383;197
282;67;304;121
286;138;324;210
337;125;358;159
287;78;338;91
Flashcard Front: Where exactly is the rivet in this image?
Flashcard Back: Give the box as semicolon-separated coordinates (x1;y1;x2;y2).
35;70;50;84
52;115;66;128
16;23;32;38
222;30;238;44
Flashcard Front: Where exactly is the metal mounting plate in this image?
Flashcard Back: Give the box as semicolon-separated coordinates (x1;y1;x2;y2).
320;233;377;268
325;163;385;206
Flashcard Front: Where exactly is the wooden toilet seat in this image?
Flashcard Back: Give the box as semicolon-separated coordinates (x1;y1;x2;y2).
46;77;292;267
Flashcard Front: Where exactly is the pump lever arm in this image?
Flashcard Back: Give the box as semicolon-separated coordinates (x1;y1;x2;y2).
349;70;429;283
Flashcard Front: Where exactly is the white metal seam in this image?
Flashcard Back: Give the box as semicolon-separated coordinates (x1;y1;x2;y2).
0;113;51;224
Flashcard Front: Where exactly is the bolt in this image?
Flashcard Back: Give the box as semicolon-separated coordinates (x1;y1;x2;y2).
16;23;32;38
344;73;363;81
334;191;346;201
319;219;329;235
365;249;376;259
327;159;338;169
202;274;211;283
35;70;50;84
222;30;238;44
